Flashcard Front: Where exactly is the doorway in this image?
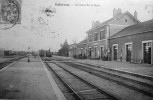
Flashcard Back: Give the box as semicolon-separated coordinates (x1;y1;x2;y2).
125;43;132;62
89;47;91;58
143;42;151;64
94;46;97;58
113;44;118;61
100;46;104;59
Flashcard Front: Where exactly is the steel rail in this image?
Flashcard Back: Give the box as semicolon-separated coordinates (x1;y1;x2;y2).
45;62;83;100
63;62;153;98
52;62;119;100
0;56;26;69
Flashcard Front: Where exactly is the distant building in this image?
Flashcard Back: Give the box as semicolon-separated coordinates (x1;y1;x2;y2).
68;43;77;57
76;39;87;59
0;48;5;57
86;8;140;59
4;50;13;56
109;20;153;64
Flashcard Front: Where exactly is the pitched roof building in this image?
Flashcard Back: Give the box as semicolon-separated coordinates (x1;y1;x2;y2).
76;38;88;59
68;43;77;57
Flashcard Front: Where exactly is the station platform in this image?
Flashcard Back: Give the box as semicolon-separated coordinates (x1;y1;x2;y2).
0;56;66;100
54;56;153;77
76;59;153;77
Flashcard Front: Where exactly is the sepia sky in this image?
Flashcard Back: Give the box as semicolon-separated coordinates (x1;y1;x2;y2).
0;0;153;51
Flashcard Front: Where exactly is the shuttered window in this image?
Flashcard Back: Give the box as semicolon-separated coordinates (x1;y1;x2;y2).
89;34;92;42
94;33;98;41
100;30;106;40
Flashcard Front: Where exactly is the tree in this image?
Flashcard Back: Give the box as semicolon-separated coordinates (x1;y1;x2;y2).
58;39;69;56
72;39;77;58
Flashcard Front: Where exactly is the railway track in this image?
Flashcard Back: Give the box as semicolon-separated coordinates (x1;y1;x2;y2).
45;62;119;100
0;61;12;69
0;56;25;70
60;61;153;98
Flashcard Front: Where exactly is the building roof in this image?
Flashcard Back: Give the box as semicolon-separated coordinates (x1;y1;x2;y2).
109;19;153;39
86;11;140;33
68;43;77;50
78;39;87;45
86;18;113;33
68;43;75;47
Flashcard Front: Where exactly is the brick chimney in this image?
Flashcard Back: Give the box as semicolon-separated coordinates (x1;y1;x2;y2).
113;8;122;18
134;11;137;19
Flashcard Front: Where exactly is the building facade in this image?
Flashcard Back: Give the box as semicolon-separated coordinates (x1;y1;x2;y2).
68;43;77;58
109;20;153;64
86;8;140;60
76;39;87;59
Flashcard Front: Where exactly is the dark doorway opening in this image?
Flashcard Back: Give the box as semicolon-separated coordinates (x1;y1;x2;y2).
113;45;117;60
100;47;103;59
143;42;151;64
89;48;91;58
126;44;132;62
94;47;97;57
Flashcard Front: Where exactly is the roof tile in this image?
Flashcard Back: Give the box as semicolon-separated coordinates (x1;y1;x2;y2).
110;19;153;39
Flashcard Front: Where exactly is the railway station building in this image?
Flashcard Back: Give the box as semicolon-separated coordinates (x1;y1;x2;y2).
109;20;153;64
86;8;140;59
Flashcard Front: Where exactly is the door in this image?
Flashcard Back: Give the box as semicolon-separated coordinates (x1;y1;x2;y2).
100;47;103;59
143;42;151;64
89;48;91;58
113;45;117;60
126;44;132;62
94;47;97;58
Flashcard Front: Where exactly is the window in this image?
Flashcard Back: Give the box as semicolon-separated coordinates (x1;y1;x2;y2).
125;19;127;23
94;33;98;41
89;34;92;42
100;30;105;40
